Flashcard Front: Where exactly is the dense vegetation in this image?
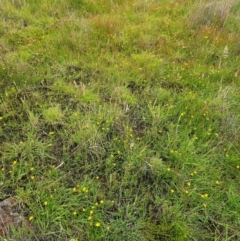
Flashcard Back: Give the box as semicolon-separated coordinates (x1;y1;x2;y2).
0;0;240;240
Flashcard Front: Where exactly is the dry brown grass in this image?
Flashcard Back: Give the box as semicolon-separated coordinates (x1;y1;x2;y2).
189;0;235;28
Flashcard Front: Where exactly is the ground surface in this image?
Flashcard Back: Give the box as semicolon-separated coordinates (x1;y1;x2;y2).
0;0;240;240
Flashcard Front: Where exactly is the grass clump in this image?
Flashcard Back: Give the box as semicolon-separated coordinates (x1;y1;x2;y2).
0;0;240;240
189;0;235;28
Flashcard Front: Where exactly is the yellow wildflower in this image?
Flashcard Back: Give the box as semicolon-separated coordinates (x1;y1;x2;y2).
95;222;101;227
82;187;88;192
73;211;77;216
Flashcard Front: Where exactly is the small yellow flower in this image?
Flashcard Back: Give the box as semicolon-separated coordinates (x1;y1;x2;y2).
167;167;171;172
30;167;34;171
44;201;48;206
82;208;86;212
180;112;185;116
191;170;197;176
73;211;77;216
30;175;35;180
0;116;3;120
185;190;189;194
49;131;54;135
95;222;101;227
106;226;110;230
82;187;88;192
88;216;92;220
29;216;34;221
215;180;220;184
237;165;239;169
201;194;208;198
187;182;191;187
203;203;207;208
170;189;174;193
90;210;93;215
12;161;17;165
73;187;77;192
100;200;104;204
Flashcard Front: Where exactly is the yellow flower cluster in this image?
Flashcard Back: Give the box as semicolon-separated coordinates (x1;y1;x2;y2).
82;187;88;193
201;193;208;198
72;186;88;193
190;170;197;176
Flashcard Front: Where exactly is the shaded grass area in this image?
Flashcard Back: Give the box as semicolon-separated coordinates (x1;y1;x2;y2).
0;0;240;240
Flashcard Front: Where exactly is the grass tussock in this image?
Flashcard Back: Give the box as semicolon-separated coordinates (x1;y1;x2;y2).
189;0;235;28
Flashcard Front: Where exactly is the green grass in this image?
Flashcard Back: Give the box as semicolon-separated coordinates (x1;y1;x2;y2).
0;0;240;240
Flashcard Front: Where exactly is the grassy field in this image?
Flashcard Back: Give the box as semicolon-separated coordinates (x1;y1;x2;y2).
0;0;240;240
